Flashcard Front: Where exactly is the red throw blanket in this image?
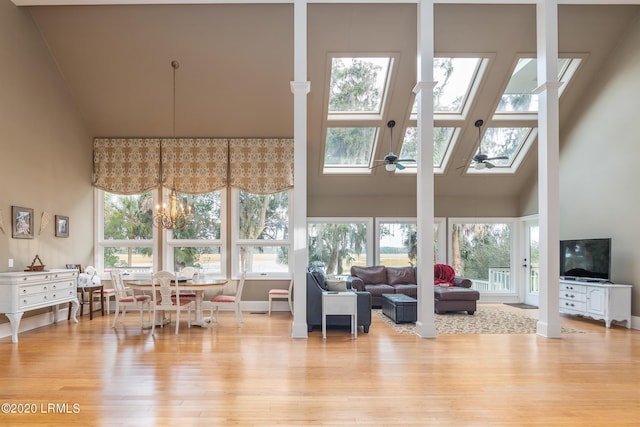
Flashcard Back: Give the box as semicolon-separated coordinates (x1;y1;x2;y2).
434;264;456;287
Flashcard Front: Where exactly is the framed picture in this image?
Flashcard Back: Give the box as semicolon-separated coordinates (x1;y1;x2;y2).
12;206;34;239
55;215;69;238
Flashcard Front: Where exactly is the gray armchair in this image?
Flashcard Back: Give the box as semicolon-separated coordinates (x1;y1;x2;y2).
306;267;372;333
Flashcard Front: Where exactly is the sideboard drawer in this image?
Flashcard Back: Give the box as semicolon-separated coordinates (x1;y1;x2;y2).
18;283;51;296
49;288;77;301
19;292;52;308
50;280;76;292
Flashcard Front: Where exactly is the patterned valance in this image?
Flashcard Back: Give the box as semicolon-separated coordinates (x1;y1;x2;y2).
93;138;161;195
94;137;293;195
229;138;294;194
162;138;228;194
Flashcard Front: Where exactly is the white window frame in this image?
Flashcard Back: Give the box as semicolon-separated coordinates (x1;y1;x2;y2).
375;217;417;267
231;188;293;280
447;217;519;301
307;217;374;274
373;217;447;266
164;188;227;279
94;188;159;280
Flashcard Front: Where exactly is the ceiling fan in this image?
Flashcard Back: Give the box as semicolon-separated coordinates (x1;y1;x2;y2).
465;119;509;170
373;120;416;171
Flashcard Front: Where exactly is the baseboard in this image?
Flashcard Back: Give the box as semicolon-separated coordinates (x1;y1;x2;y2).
240;301;291;313
0;308;70;342
631;314;639;330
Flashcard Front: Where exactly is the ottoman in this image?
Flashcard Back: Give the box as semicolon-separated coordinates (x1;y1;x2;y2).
382;293;417;323
434;286;479;315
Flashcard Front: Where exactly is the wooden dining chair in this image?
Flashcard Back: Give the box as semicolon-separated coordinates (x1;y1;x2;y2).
111;269;152;329
268;279;293;316
207;273;245;327
151;271;195;335
175;266;198;300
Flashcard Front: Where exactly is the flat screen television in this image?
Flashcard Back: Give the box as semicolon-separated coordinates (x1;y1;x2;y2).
559;238;611;281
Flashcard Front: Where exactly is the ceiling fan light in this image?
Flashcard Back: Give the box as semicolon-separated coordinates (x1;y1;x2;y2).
475;162;486;170
385;163;396;172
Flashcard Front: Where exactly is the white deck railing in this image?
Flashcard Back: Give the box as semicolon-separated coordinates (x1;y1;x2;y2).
469;267;540;293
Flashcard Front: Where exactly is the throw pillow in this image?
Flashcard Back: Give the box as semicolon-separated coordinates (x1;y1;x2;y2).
325;280;347;292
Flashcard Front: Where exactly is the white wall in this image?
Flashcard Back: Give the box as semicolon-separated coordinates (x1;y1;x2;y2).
558;13;640;315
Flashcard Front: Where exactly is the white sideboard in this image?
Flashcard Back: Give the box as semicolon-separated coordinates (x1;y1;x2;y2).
559;279;632;328
0;269;79;343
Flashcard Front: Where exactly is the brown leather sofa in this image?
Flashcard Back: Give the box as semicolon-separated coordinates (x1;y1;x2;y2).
347;265;417;307
347;264;479;314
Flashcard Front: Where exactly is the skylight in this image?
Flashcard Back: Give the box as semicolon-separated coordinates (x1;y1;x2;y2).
323;127;378;174
323;56;393;174
398;127;457;174
494;57;582;116
327;57;392;119
464;127;537;174
412;57;486;118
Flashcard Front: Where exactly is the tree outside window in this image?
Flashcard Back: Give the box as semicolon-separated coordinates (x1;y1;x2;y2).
236;190;290;275
308;221;369;275
102;191;154;268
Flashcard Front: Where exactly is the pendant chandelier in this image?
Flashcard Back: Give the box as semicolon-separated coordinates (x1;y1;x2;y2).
153;60;193;230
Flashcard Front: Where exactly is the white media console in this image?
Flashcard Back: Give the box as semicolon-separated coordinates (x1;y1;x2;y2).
559;279;631;328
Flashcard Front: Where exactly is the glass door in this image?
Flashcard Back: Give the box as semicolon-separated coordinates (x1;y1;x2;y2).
523;221;539;307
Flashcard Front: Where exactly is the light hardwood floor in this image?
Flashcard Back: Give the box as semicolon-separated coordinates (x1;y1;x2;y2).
0;305;638;426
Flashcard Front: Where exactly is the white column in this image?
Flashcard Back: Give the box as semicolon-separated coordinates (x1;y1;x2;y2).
291;0;310;339
535;0;562;338
414;0;436;339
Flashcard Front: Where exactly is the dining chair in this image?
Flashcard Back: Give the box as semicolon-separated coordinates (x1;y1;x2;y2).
151;270;195;335
68;265;105;320
85;265;116;316
111;269;152;329
207;273;245;327
174;266;197;300
66;264;83;320
268;279;293;316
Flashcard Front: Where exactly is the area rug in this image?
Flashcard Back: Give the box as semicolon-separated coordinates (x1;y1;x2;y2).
504;303;538;309
374;308;586;334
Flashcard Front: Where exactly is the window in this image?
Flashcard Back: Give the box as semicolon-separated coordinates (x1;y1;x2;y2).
377;219;417;267
166;190;225;275
323;127;378;172
328;57;392;118
494;57;583;116
232;189;291;278
96;190;156;273
464;127;537;174
404;56;487;174
448;219;515;294
376;218;446;266
398;126;459;173
323;55;394;174
307;218;373;276
411;57;487;119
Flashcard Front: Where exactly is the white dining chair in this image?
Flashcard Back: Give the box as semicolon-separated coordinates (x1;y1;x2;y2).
151;270;195;335
207;274;245;327
111;269;152;329
268;279;293;316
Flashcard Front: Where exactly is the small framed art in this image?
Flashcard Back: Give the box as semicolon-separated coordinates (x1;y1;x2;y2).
55;215;69;238
12;206;34;239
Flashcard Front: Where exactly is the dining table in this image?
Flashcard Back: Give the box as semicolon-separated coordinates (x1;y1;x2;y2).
126;276;227;328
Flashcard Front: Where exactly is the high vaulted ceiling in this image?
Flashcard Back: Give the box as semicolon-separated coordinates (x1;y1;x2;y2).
23;3;640;202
